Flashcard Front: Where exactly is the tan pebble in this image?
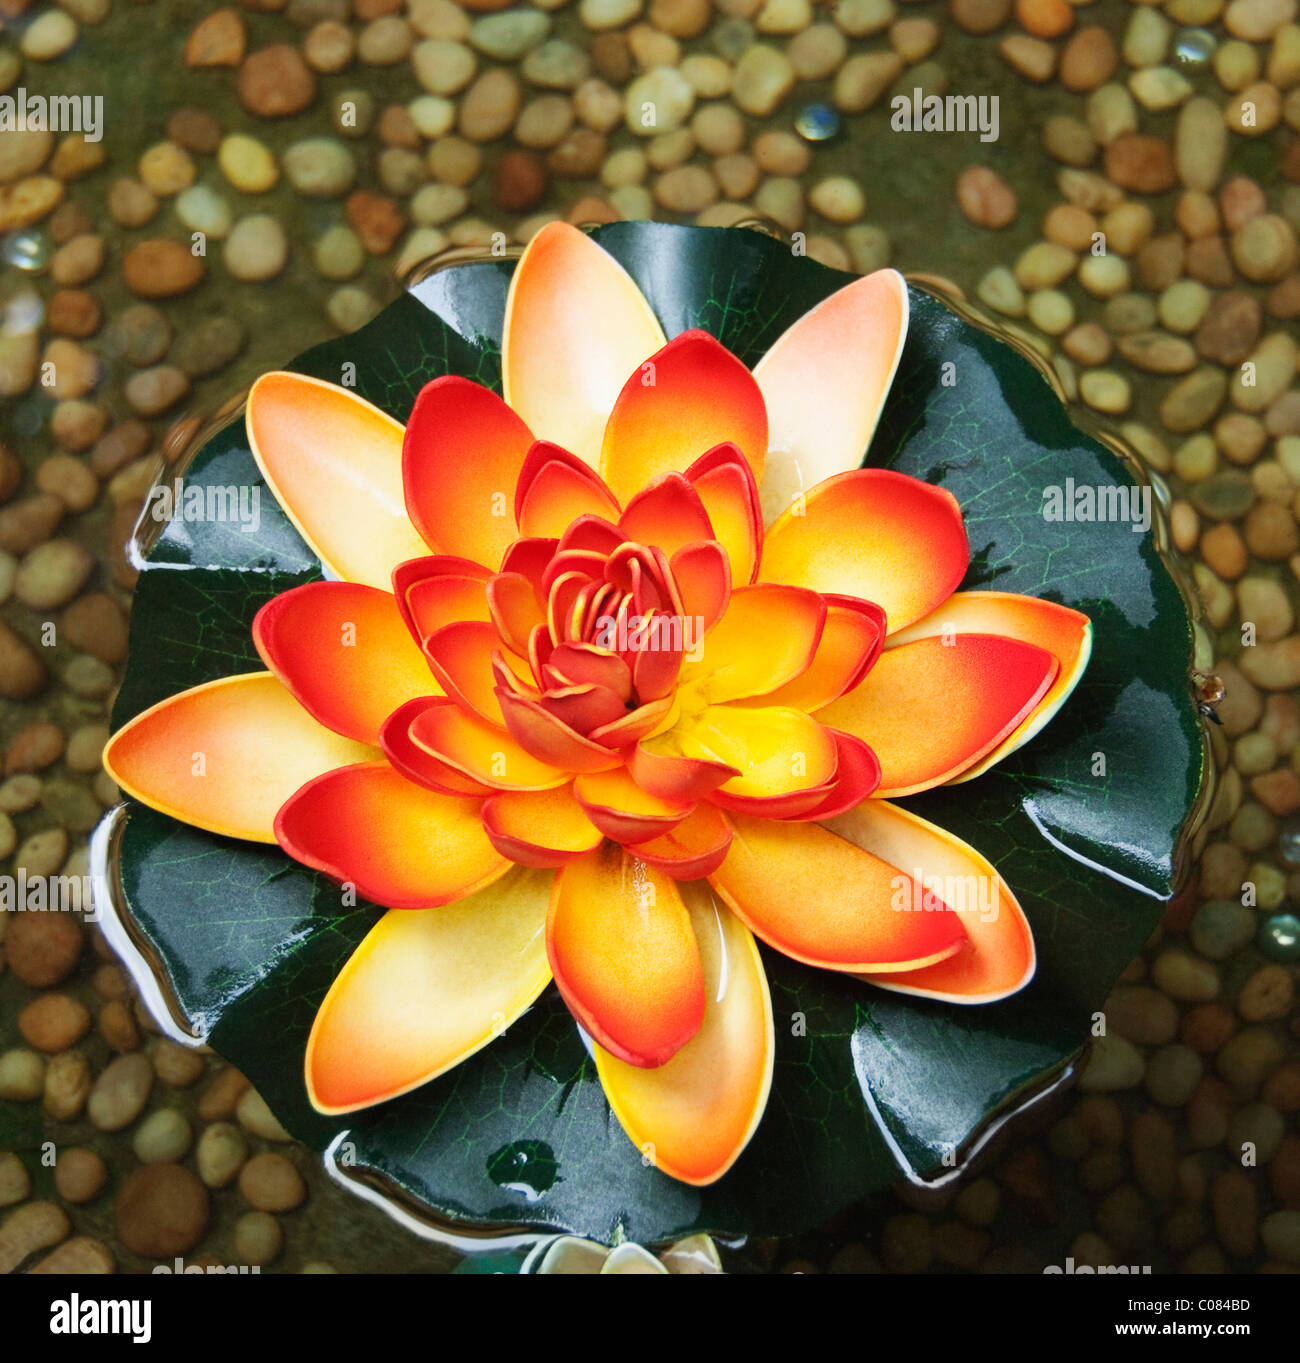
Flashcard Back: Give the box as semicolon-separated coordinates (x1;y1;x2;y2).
999;34;1056;82
655;164;718;213
236;1086;293;1141
122;239;203;299
788;23;847;80
198;1065;249;1120
1062;321;1111;365
0;1049;46;1102
1105;135;1176;193
138;142;196;197
53;1146;107;1203
808;174;864;224
87;1052;153;1132
0;1202;69;1273
1080;369;1131;413
833;51;902;112
1043;203;1096;251
97;999;140;1053
752;129;809;176
1014;240;1076;290
196;1121;248;1188
239;1151;306;1212
3;910;82;988
43;1050;91;1121
234;1209;283;1266
0;1151;30;1208
1061;26;1117;92
29;1236;114;1274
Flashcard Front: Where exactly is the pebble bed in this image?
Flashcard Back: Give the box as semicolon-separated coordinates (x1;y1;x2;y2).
1;0;1299;1275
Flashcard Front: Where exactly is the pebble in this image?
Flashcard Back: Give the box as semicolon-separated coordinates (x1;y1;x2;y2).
956;166;1017;229
1232;214;1298;282
359;15;414;64
522;39;591;89
236;1087;294;1141
1061;26;1118;92
283;138;357;197
29;1237;114;1275
185;9;246;67
624;66;694;133
53;1147;106;1203
0;1153;29;1208
218;135;279;194
44;1050;91;1121
18;994;91;1052
808;175;864;224
0;1202;69;1274
1237;964;1294;1020
133;1109;194;1163
14;538;94;609
21;11;79;61
238;45;317;117
224;215;289;282
1152;949;1220;1001
115;1163;209;1258
1161;367;1228;433
1000;34;1056;82
1105;135;1176;194
88;1053;154;1132
125;365;189;417
471;10;550;60
1079;1032;1144;1090
235;1210;283;1265
3;910;82;987
196;1122;249;1188
123;239;203;298
0;1050;45;1102
239;1151;306;1211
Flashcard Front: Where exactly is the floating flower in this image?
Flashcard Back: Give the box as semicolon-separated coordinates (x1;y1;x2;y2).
99;223;1207;1245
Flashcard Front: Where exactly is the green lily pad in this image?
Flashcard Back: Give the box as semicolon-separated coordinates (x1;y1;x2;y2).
100;223;1208;1246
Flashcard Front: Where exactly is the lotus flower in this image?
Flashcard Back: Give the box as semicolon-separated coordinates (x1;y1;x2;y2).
104;224;1091;1188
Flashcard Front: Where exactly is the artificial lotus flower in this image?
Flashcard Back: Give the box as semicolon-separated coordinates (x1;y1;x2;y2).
104;223;1091;1188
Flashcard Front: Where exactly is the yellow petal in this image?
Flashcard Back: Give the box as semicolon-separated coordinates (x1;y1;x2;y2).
305;867;552;1115
103;673;376;843
595;884;774;1187
502;223;666;469
246;372;428;589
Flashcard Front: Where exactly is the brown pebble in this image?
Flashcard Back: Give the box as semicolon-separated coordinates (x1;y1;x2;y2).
4;912;83;988
115;1163;210;1258
197;1065;250;1120
185;8;246;67
345;189;406;253
6;721;66;773
29;1236;114;1274
47;289;102;338
237;45;317;117
54;1147;108;1203
18;995;92;1053
1195;290;1262;365
955;165;1018;229
494;150;548;212
167;108;223;155
1059;26;1117;92
1105;135;1176;194
122;239;204;299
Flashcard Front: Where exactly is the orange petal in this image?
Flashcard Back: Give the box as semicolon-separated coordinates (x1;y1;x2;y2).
600;330;768;504
275;760;508;909
819;634;1059;798
409;698;569;791
498;689;625;774
679;584;825;704
671;541;731;640
633;802;733;879
381;697;493;796
305;868;551;1114
826;800;1035;1002
254;582;438;746
886;591;1093;780
481;785;603;868
573;767;693;844
618;473;715;558
516;440;621;539
485;571;545;657
548;845;705;1067
104;673;376;843
753;269;908;524
685;443;761;586
246;372;429;590
780;728;881;822
586;694;678;748
759;469;968;636
595;886;773;1185
402;375;535;568
393;556;491;644
751;595;885;713
708;814;968;971
503;222;666;469
423;621;503;725
678;704;838;812
629;735;738;802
